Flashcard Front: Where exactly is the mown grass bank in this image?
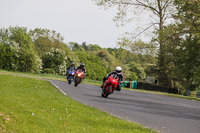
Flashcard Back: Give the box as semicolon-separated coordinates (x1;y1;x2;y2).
0;69;102;86
0;74;156;133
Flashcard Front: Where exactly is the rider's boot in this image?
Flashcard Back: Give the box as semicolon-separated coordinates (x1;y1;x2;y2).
115;86;121;91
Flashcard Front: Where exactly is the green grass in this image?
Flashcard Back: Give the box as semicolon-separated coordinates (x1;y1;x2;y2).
0;74;156;133
0;69;102;85
0;69;67;81
1;69;200;102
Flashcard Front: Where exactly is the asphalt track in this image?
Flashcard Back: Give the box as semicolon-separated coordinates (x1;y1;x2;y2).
51;80;200;133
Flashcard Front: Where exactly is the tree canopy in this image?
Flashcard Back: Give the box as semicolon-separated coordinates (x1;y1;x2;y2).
1;0;200;91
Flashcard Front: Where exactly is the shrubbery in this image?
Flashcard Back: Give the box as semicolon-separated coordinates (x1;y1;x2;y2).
43;68;55;74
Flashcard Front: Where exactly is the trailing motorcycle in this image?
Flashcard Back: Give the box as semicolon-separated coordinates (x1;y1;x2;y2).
74;69;84;87
67;68;75;84
101;74;119;98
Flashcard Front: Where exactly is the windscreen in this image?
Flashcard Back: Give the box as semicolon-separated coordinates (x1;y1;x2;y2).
111;74;118;79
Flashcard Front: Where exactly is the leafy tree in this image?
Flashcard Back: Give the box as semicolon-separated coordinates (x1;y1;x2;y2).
0;43;16;70
82;42;89;51
129;62;146;80
34;36;54;56
76;52;107;80
93;0;176;86
9;27;41;72
88;44;101;51
68;42;85;52
0;26;42;73
30;28;69;56
163;0;200;90
128;72;138;81
30;28;64;42
94;49;117;72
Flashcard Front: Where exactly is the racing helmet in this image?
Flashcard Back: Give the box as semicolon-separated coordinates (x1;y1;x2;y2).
80;62;85;67
116;66;122;73
71;62;75;66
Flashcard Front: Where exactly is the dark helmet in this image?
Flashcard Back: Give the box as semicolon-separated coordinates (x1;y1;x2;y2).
71;62;75;66
80;62;85;67
116;66;122;73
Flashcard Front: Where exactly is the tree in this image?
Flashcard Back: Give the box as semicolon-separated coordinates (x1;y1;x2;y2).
94;49;117;72
0;26;42;73
163;0;200;90
129;62;146;79
82;42;89;51
93;0;176;86
68;42;85;52
9;26;41;72
0;43;17;70
30;28;69;56
88;44;102;51
76;52;107;80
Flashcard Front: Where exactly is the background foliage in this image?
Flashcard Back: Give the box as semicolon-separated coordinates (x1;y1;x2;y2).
0;0;200;91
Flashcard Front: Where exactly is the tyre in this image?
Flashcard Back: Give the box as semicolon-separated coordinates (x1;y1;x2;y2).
108;86;112;93
77;78;81;84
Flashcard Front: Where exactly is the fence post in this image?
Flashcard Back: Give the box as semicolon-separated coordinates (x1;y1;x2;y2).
130;81;131;89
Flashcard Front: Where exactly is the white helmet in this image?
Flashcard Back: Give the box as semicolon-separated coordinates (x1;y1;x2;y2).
116;66;122;73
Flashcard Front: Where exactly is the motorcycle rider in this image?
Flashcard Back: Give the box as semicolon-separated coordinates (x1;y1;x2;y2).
101;66;124;91
76;62;86;78
66;62;76;77
67;62;76;71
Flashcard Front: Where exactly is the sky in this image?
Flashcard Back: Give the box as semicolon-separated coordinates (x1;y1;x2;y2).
0;0;150;48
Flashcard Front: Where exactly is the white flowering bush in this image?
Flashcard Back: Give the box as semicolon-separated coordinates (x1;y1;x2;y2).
32;55;43;73
42;48;67;75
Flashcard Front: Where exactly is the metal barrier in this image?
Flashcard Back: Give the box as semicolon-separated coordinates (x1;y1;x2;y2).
196;92;200;98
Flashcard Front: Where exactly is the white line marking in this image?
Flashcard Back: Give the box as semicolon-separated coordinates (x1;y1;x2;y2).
50;80;67;96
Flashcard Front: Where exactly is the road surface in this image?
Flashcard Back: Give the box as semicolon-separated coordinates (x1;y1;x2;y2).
50;80;200;133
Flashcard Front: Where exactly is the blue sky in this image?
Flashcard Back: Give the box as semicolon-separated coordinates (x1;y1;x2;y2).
0;0;150;48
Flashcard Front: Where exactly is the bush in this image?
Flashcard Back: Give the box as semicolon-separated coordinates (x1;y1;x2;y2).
43;68;55;74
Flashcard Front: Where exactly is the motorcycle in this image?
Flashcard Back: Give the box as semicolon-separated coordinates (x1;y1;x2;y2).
67;68;75;84
101;74;119;98
74;69;84;87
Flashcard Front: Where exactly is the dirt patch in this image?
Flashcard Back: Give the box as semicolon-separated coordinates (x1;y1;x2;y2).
0;112;11;122
0;112;12;133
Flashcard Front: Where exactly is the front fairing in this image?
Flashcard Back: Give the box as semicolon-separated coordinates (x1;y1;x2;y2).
106;75;119;88
68;69;75;75
75;69;84;78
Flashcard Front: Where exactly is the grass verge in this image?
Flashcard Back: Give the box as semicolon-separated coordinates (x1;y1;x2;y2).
0;74;156;133
1;69;199;102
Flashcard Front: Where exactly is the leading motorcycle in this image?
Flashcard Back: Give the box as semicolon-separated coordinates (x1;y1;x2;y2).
101;74;119;98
